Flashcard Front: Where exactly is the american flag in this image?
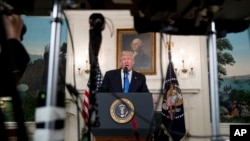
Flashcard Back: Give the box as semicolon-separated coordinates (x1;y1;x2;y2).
81;90;90;122
162;52;186;141
81;63;102;141
87;62;103;90
90;62;103;89
82;62;102;122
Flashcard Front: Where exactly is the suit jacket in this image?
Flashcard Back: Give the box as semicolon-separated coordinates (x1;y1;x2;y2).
0;39;30;96
98;69;149;93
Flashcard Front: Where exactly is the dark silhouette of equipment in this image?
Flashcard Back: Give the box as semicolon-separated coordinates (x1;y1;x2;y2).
88;13;105;140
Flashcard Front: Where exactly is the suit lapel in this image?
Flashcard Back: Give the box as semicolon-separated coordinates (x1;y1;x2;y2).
115;69;123;92
129;71;137;92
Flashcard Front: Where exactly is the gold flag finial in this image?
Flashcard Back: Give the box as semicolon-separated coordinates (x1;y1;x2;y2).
165;41;174;48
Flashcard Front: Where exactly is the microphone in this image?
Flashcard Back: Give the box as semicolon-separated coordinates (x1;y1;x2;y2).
123;66;128;93
123;66;128;74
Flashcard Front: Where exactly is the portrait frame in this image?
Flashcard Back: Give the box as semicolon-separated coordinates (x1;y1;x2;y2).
116;29;156;75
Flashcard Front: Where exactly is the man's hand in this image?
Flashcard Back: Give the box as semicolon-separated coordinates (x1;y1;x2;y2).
2;13;24;41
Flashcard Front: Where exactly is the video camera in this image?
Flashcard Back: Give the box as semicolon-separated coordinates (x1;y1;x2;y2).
0;0;31;40
0;0;34;15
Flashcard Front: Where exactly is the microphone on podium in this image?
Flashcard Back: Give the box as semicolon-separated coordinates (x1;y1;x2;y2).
123;66;128;74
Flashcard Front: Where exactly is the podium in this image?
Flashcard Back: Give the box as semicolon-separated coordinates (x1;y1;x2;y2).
92;93;155;141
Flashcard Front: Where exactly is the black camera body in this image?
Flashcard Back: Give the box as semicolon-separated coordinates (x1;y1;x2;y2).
0;0;27;40
0;0;34;15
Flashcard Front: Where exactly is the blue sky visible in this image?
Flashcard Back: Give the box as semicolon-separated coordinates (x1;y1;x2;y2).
224;28;250;76
22;16;68;56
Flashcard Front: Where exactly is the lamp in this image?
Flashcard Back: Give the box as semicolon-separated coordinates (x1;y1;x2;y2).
84;60;90;73
175;59;195;79
165;41;195;79
77;60;90;75
174;48;195;79
77;67;83;75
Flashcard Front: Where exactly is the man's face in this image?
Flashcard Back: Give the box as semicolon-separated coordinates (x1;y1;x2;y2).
131;42;139;51
120;53;135;71
131;39;141;52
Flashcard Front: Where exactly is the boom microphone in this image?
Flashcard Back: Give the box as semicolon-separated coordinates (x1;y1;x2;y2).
123;66;128;74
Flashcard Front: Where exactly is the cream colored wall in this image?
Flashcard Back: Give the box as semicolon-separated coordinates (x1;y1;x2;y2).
63;10;213;141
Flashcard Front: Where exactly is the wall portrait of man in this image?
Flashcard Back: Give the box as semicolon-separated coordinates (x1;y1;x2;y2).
116;29;156;75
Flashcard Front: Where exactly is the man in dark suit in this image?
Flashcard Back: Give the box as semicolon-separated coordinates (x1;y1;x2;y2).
98;51;149;93
98;51;155;141
0;5;30;141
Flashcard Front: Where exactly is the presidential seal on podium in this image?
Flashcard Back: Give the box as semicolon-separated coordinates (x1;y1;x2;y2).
110;98;135;124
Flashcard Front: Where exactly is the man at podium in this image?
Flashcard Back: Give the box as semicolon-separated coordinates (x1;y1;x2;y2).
98;51;149;93
94;51;155;141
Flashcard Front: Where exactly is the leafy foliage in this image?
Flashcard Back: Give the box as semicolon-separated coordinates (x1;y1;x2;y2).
217;38;235;84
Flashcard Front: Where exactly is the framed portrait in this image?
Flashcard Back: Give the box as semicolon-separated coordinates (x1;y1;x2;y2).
116;29;156;75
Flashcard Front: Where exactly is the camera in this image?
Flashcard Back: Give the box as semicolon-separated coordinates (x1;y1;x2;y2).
0;0;34;15
0;1;14;15
0;0;27;40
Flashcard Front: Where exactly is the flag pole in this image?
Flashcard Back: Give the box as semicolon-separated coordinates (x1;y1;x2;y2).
162;35;186;141
166;35;172;62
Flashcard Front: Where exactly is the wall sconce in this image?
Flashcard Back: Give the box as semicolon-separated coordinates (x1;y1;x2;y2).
84;60;90;74
175;59;195;79
77;60;90;75
171;48;195;79
77;67;83;75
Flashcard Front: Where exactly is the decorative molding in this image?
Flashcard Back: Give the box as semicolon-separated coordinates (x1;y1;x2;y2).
149;88;200;94
220;123;250;127
77;88;200;95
